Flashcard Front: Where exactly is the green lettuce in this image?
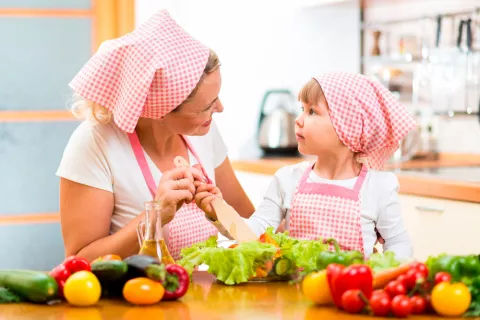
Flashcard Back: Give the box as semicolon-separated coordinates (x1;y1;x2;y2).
178;238;277;285
366;251;401;273
264;227;328;273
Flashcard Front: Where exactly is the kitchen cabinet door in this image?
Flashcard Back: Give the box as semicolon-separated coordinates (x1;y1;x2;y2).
399;194;480;261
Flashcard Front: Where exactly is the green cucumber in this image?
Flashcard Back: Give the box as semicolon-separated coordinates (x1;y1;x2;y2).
273;258;291;276
0;286;23;303
91;260;128;282
0;270;58;303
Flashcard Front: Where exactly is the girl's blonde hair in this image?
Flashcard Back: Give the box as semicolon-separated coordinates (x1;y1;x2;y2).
70;49;220;124
298;78;324;106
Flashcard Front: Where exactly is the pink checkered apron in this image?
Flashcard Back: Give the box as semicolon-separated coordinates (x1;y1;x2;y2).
289;163;368;254
128;132;218;261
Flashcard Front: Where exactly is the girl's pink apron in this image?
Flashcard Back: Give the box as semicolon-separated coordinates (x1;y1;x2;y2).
128;132;218;260
289;163;368;254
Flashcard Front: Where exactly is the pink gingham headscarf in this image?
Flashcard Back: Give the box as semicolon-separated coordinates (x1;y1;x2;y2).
69;10;210;133
314;72;417;170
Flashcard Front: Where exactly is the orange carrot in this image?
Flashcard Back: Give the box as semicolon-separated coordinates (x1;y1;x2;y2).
373;263;412;289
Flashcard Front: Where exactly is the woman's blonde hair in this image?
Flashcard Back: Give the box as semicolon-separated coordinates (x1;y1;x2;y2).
70;49;221;124
298;78;324;106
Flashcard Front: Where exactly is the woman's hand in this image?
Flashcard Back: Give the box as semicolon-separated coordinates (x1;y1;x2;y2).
155;165;206;226
194;181;223;220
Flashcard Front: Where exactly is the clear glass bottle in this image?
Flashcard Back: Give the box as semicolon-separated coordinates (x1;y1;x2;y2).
137;201;175;264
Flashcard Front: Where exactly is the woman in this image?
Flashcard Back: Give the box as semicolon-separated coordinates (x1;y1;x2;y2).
56;10;254;261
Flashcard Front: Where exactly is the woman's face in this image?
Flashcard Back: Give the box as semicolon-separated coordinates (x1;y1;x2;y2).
165;69;223;136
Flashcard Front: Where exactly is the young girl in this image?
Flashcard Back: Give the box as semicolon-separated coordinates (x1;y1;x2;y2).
196;72;417;260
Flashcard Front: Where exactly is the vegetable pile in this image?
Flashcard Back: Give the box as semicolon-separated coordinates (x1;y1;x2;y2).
0;254;190;306
303;253;480;318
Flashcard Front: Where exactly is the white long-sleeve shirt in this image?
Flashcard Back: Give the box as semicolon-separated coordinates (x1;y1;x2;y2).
242;161;413;260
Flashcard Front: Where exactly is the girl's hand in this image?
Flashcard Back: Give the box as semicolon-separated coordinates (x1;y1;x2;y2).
194;181;223;220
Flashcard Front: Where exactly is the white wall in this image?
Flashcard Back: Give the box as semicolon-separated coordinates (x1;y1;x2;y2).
136;0;361;160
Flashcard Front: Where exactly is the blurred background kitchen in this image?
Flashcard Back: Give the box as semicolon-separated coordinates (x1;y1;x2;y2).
1;0;479;270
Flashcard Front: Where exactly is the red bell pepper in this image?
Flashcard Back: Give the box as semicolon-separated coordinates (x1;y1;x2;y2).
63;256;91;273
49;264;71;297
327;263;373;310
162;264;190;300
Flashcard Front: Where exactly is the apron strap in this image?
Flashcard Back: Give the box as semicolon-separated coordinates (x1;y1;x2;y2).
352;165;368;193
128;132;214;198
127;132;157;198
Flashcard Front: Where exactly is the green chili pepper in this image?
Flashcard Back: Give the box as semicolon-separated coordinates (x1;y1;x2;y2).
316;239;364;270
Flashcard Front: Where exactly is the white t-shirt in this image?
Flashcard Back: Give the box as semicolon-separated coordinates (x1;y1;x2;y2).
245;161;413;260
56;119;228;234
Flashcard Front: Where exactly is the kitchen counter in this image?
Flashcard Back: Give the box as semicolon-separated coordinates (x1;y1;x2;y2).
231;153;480;203
0;271;462;320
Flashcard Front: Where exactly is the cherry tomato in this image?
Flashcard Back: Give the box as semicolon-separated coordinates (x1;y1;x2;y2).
434;272;452;285
391;295;412;318
64;271;101;306
369;290;391;317
431;282;471;317
341;289;365;314
424;294;434;313
385;280;407;298
404;269;425;290
258;234;266;243
372;289;390;299
302;271;332;305
410;262;429;278
123;277;165;305
396;274;407;286
410;295;427;314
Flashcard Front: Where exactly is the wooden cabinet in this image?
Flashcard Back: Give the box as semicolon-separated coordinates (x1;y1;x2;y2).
399;194;480;261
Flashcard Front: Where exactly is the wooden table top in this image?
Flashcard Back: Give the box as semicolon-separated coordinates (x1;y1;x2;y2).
0;272;458;320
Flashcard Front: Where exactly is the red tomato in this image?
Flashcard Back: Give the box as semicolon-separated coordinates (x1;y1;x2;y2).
410;262;429;278
391;295;412;318
424;294;434;313
434;272;452;285
258;234;266;243
410;295;427;314
370;290;391;317
385;280;407;298
341;289;366;314
404;269;425;290
396;274;407;286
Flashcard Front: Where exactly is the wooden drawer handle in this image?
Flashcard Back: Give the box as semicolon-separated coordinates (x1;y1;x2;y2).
415;205;445;213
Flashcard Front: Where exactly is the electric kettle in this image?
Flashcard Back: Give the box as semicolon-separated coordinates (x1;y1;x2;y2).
257;89;299;156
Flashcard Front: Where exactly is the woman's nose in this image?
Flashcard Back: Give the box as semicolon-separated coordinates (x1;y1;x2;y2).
214;99;224;113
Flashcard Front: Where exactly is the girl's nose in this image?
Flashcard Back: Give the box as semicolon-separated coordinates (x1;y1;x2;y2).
295;113;304;127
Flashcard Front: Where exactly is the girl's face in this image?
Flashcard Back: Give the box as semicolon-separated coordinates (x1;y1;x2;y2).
165;68;223;136
295;94;346;156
